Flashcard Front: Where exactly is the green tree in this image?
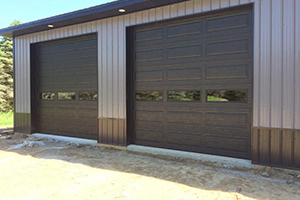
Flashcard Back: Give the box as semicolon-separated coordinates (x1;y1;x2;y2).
0;20;21;112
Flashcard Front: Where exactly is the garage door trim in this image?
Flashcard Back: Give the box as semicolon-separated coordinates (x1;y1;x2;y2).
126;4;254;158
30;33;99;140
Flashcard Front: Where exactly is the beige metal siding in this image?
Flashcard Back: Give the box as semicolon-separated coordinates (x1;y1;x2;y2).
14;0;299;130
296;0;300;129
271;0;283;128
282;1;296;129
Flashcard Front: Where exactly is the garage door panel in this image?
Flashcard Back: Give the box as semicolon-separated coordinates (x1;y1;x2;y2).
167;67;202;81
205;136;249;152
76;118;98;126
135;121;164;132
76;38;97;49
135;70;164;82
165;133;202;146
76;101;98;108
76;56;98;67
135;130;163;143
206;12;251;33
77;75;98;84
54;126;77;135
167;20;203;38
39;108;56;117
39;122;56;132
136;111;164;122
166;124;203;135
205;113;249;129
77;125;98;135
206;39;249;56
77;109;98;118
40;116;97;127
206;64;248;79
39;47;97;62
40;57;97;69
135;27;164;42
56;77;77;85
134;54;253;70
135;102;165;111
37;34;98;139
135;49;164;62
167;112;204;125
167;44;202;60
76;66;98;75
132;7;253;159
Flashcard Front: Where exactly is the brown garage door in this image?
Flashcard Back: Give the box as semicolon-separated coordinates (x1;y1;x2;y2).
129;6;253;159
34;34;98;139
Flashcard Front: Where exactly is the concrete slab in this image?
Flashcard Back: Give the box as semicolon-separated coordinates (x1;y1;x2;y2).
127;145;252;169
32;133;98;146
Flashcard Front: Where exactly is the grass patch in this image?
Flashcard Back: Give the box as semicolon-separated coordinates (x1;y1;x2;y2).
0;111;13;128
207;96;229;102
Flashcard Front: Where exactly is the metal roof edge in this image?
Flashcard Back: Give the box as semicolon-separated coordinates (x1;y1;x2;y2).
0;0;188;37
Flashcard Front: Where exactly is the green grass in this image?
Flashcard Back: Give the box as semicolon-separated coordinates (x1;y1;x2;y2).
207;96;229;102
0;111;13;128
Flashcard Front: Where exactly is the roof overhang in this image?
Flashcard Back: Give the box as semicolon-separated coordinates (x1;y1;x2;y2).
0;0;189;37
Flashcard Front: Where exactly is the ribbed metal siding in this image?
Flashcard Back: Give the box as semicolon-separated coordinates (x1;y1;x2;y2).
14;0;300;134
252;128;300;169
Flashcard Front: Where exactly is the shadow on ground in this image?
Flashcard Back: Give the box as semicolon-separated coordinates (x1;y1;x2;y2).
0;134;299;200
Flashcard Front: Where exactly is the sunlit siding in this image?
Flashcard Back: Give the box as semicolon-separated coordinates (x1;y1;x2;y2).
14;0;300;130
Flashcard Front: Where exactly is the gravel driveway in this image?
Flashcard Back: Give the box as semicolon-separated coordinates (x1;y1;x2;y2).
0;133;299;200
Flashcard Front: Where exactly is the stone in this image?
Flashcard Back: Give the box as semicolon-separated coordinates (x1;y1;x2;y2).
262;172;269;177
0;135;12;140
286;179;294;184
288;171;298;177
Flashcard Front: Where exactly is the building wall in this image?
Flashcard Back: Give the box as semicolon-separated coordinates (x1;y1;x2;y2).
14;0;300;134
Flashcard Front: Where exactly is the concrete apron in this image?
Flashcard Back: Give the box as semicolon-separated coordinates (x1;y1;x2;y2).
127;145;252;169
32;133;98;146
32;133;252;169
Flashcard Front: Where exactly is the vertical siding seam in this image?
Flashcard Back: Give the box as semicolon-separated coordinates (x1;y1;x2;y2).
268;129;271;165
99;21;103;118
292;130;295;166
280;0;284;128
105;20;108;119
296;0;300;129
21;39;24;113
258;128;261;163
293;0;296;129
112;19;115;120
116;17;120;143
257;0;261;127
280;129;283;166
269;0;272;127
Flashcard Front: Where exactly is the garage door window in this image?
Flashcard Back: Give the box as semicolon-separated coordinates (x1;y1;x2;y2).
168;91;201;101
206;90;247;102
79;92;98;101
40;92;55;100
58;92;76;100
135;91;163;101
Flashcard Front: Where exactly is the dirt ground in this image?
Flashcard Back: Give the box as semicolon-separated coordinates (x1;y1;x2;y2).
0;134;299;200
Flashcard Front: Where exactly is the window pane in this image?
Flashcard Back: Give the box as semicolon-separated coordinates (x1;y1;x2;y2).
58;92;76;100
168;91;200;101
135;91;163;101
79;92;98;101
206;90;247;102
40;92;55;100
